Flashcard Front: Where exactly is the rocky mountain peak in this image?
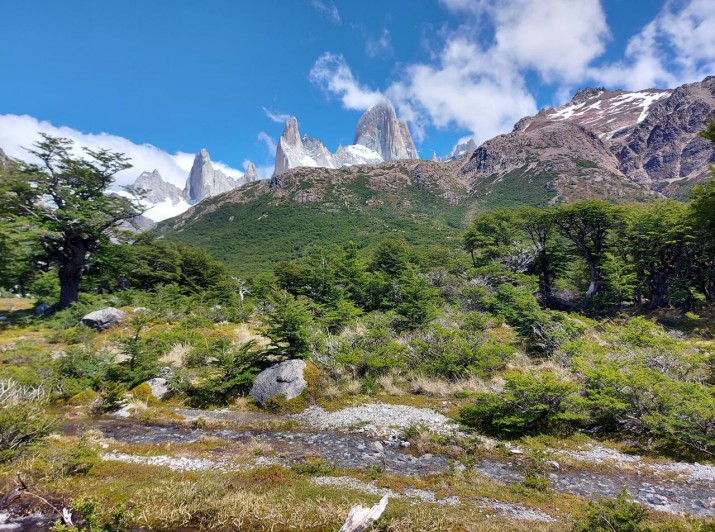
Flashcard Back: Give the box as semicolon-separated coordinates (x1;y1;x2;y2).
283;117;302;147
244;162;259;181
354;98;419;161
571;87;606;105
126;169;186;206
184;148;237;203
273;114;384;176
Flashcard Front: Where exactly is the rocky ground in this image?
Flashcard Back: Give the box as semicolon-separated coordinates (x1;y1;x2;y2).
80;405;715;517
2;401;715;530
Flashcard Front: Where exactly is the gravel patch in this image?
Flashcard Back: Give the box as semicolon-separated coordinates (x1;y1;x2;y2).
403;488;460;506
475;499;556;522
311;476;393;497
101;452;284;472
102;452;218;471
311;476;461;506
292;403;457;434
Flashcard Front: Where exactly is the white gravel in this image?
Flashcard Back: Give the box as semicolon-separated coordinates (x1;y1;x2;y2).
476;500;557;522
101;452;284;472
102;452;217;471
292;403;457;434
311;476;393;497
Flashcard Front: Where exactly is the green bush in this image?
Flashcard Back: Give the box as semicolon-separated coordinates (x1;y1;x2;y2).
411;325;514;379
183;340;268;407
572;489;648;532
460;371;584;436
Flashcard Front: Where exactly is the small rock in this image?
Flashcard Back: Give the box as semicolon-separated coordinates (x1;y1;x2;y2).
371;441;384;454
545;460;560;471
81;307;125;331
509;448;524;455
400;441;410;448
35;303;52;315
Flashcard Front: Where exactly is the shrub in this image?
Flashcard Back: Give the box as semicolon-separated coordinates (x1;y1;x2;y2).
411;326;514;379
572;489;648;532
265;290;314;359
184;340;268;407
0;380;57;462
460;371;584;436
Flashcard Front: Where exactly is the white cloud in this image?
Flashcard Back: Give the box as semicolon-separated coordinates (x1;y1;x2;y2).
365;28;392;58
309;53;384;111
257;132;277;155
387;38;537;143
262;107;291;124
589;0;715;89
0;114;244;188
311;0;713;149
310;0;341;24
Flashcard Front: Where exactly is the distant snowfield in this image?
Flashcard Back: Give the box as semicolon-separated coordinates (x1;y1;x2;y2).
549;90;671;126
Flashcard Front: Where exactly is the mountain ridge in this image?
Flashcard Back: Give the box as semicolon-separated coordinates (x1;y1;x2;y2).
157;76;715;275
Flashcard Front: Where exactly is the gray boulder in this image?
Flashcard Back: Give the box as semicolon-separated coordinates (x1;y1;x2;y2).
145;377;170;400
249;359;308;404
80;307;126;331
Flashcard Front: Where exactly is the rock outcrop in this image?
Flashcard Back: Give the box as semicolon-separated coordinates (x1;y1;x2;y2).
126;170;186;205
610;76;715;193
0;147;9;169
354;99;419;161
243;162;259;182
81;307;126;331
442;139;477;161
184;149;239;203
462;76;715;199
273;117;384;176
249;360;308;404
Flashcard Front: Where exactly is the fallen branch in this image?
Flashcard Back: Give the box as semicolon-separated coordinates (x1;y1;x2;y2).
0;472;73;527
339;495;389;532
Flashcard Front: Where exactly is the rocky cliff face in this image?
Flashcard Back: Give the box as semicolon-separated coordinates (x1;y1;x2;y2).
273;117;384;176
354;99;419;161
243;162;259;182
442;139;477;161
0;147;9;168
610;77;715;193
127;170;186;205
463;76;715;200
184;148;239;203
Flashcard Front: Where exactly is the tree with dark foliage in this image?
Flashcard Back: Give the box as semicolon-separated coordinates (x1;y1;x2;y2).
0;134;144;308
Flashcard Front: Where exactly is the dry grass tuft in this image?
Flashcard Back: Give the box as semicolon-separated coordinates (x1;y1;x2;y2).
408;374;492;397
159;342;191;367
376;374;406;396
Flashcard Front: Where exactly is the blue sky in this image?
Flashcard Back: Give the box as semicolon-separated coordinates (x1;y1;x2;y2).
0;0;713;187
